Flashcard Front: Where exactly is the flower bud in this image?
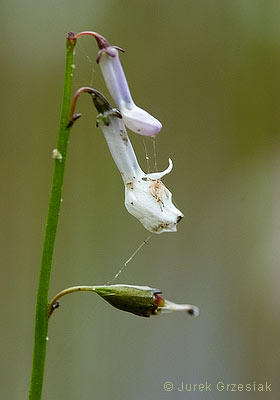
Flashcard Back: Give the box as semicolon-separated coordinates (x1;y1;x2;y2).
95;34;162;136
93;284;199;318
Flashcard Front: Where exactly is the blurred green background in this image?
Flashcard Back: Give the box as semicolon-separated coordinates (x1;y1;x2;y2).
1;0;280;399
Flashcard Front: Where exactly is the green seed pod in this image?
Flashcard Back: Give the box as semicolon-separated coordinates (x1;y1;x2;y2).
93;284;199;318
94;284;163;317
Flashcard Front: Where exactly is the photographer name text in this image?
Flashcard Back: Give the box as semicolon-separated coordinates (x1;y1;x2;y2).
163;380;271;393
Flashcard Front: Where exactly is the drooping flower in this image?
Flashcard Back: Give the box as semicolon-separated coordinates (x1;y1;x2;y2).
91;32;162;136
90;89;183;234
93;284;199;318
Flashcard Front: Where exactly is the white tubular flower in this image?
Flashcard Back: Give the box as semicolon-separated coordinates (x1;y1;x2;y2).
93;33;162;136
90;90;183;234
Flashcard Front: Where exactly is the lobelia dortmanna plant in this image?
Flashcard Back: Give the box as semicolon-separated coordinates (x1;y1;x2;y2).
29;31;199;400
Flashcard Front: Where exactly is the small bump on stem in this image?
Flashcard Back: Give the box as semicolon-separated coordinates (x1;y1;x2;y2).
66;32;77;50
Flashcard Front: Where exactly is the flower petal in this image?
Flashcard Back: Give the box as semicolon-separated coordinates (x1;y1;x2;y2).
146;158;173;180
125;176;183;233
121;104;162;136
159;300;199;316
99;47;133;107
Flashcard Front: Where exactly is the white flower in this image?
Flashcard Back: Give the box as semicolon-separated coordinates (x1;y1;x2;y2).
124;159;183;233
97;39;162;136
91;90;183;234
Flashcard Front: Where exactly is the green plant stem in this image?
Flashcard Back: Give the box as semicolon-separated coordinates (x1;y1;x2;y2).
29;33;76;400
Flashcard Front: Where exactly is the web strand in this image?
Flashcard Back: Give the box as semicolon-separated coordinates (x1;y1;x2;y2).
142;138;151;173
106;235;152;284
152;136;158;172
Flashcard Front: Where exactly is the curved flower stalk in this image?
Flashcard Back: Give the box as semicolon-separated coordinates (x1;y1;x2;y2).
90;89;183;233
48;284;199;318
75;31;162;136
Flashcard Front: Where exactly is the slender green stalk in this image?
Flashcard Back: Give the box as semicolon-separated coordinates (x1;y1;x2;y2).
29;32;77;400
48;286;96;317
